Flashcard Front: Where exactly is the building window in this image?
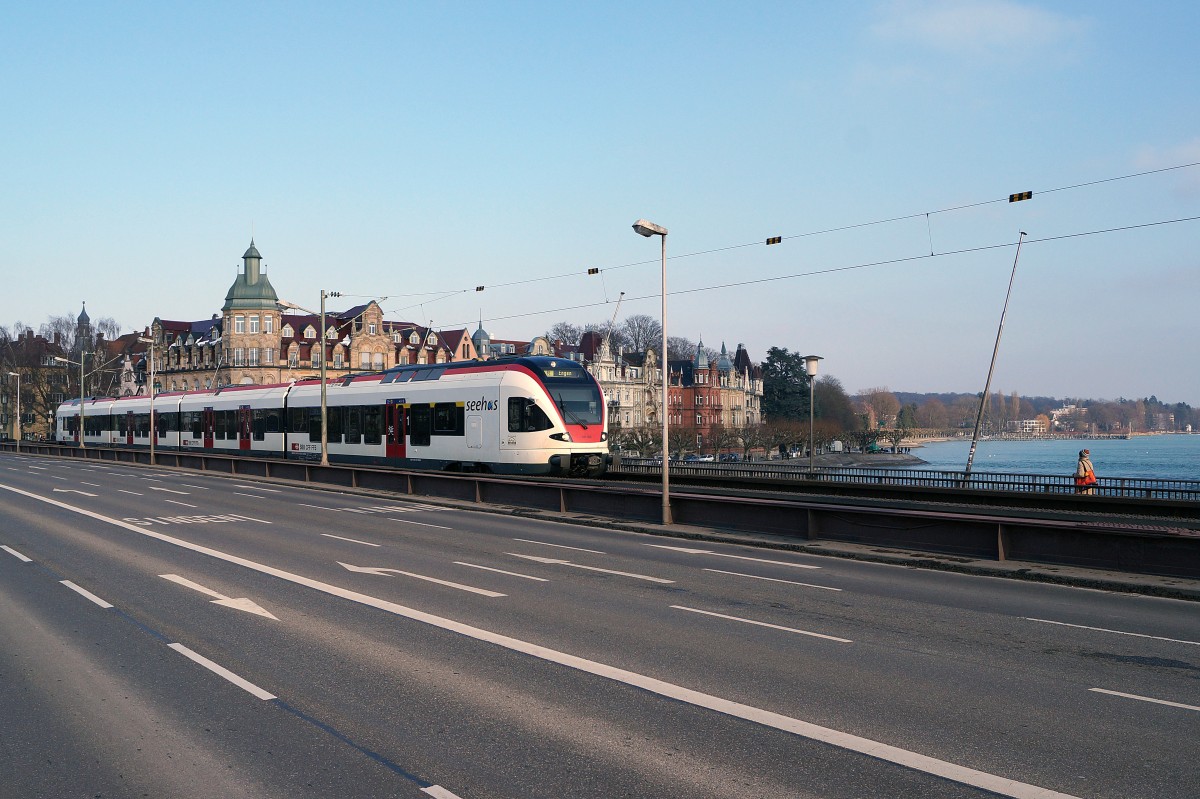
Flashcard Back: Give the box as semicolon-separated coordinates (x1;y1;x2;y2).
264;316;273;334
372;352;384;369
360;352;370;369
304;325;316;339
249;348;259;366
312;351;322;368
327;326;337;340
233;348;245;366
265;347;275;364
368;323;377;335
393;332;402;343
410;333;420;345
235;316;245;334
249;316;260;334
282;324;294;338
288;349;299;368
333;350;344;369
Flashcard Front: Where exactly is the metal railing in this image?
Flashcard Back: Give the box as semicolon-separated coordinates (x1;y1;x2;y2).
612;458;1200;502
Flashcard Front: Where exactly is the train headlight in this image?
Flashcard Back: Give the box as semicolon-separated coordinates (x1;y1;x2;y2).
549;432;572;442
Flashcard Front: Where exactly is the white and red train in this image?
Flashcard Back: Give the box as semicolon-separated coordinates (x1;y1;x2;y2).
54;357;610;477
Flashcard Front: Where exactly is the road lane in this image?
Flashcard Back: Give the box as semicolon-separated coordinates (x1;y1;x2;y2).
2;454;1199;797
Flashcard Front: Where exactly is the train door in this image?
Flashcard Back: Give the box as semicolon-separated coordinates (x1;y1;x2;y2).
203;408;215;448
385;400;406;460
239;406;252;451
125;411;134;445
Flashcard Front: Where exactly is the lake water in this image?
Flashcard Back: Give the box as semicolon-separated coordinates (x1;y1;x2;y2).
906;435;1200;482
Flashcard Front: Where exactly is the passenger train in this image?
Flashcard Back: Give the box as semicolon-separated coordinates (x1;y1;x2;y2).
54;357;610;477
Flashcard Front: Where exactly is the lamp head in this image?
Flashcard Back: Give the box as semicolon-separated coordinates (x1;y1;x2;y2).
803;354;823;377
632;219;668;238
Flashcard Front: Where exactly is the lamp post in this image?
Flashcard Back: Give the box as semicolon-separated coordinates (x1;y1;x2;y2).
6;372;19;453
137;336;156;465
803;355;822;471
53;354;88;450
633;219;671;525
319;290;341;467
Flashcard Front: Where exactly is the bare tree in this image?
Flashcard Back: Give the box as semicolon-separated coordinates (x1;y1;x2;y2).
857;387;900;427
666;336;694;362
620;315;662;353
734;420;772;460
546;322;582;346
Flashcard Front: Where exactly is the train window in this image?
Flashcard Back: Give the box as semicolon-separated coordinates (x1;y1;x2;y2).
412;367;445;382
363;405;383;445
409;405;431;446
290;407;309;434
432;403;464;436
327;406;344;444
345;405;363;445
307;407;321;442
508;398;553;432
252;409;267;441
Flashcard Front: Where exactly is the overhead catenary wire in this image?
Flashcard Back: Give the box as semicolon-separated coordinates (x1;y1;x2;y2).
435;214;1200;330
369;160;1200;306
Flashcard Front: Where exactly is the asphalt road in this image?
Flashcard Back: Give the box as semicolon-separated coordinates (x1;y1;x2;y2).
0;452;1196;798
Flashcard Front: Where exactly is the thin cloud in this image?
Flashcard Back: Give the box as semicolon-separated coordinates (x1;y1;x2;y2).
870;0;1089;58
1134;139;1200;196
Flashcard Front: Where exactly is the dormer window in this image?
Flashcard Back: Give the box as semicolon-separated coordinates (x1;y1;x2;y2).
428;334;437;346
326;326;337;340
392;331;401;344
282;324;294;338
410;333;420;345
303;325;316;339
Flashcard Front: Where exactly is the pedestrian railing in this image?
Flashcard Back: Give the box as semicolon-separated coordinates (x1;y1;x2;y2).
612;459;1200;502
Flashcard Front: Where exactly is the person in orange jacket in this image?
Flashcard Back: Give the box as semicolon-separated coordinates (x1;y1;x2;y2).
1074;449;1097;495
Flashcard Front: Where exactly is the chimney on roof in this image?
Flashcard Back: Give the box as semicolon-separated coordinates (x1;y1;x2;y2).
54;332;61;345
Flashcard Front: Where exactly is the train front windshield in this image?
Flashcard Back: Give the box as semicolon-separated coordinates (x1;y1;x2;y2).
533;364;604;426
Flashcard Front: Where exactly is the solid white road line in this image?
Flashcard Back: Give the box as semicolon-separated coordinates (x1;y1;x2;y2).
60;580;114;608
234;484;281;492
1089;688;1200;713
508;553;674;584
0;481;1081;799
2;545;32;562
118;490;143;496
51;476;67;480
645;543;820;569
1024;617;1200;647
703;568;842;591
234;492;270;499
178;484;211;490
164;500;199;508
390;519;452;529
322;533;382;547
298;503;342;511
454;562;549;582
80;481;101;487
514;538;605;554
168;643;276;700
672;606;852;643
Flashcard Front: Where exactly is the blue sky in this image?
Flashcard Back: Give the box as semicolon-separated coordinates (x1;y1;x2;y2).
2;1;1197;404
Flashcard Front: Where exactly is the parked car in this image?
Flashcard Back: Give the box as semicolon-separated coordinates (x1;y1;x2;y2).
719;452;740;462
697;454;715;462
683;454;701;462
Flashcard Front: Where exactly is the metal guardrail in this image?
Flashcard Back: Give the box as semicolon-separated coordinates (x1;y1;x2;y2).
612;459;1200;502
4;442;1199;581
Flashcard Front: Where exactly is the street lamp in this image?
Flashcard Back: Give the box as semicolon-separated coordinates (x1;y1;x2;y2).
319;290;342;467
6;372;19;453
53;354;88;450
633;219;671;525
803;355;822;471
137;336;156;465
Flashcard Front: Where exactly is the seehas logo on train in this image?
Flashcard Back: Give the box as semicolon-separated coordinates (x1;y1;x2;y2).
465;397;498;412
291;442;321;452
